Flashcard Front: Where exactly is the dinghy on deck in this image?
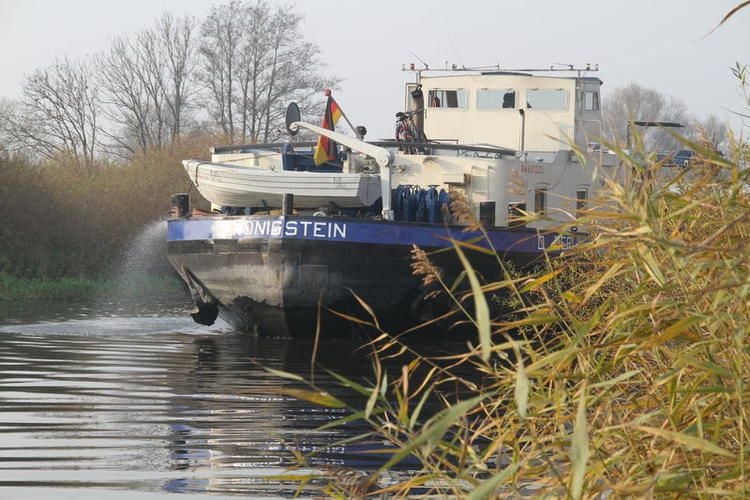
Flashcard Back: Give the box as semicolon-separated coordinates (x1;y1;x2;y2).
184;159;382;209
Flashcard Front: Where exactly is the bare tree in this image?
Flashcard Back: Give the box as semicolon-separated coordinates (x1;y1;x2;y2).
237;2;271;142
257;7;334;142
603;83;689;151
3;4;333;162
98;37;155;155
694;114;729;152
97;12;197;155
0;98;19;158
199;1;337;144
156;12;198;143
198;0;245;140
2;58;99;170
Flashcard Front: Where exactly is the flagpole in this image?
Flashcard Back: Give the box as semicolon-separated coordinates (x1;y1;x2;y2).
324;89;362;140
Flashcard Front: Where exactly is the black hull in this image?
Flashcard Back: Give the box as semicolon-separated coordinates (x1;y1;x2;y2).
167;216;554;337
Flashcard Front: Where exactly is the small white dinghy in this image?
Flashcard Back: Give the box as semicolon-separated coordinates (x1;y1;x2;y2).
183;159;382;209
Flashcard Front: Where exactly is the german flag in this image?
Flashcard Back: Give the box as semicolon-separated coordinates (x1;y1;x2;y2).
313;92;343;166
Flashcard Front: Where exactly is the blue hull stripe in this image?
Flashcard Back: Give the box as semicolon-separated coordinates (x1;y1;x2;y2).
167;216;572;253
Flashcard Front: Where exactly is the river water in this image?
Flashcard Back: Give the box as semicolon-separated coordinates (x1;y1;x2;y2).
0;298;407;499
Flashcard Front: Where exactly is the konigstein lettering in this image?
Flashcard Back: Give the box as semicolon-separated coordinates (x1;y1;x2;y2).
243;219;347;239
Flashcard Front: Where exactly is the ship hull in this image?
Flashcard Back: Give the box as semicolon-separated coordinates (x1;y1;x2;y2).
167;215;565;337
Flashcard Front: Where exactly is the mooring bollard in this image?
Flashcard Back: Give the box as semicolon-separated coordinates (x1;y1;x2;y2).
282;193;294;216
479;201;496;227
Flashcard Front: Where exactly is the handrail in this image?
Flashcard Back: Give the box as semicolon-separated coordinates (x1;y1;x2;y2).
207;130;519;222
213;140;517;156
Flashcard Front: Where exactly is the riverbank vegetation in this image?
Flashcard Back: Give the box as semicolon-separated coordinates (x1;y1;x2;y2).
0;137;216;283
0;271;106;301
287;130;749;498
0;271;185;301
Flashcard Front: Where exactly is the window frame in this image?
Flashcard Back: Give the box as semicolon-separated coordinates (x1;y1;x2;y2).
583;91;599;111
526;88;569;111
476;88;517;110
427;88;468;110
576;188;588;217
534;187;548;216
507;202;526;227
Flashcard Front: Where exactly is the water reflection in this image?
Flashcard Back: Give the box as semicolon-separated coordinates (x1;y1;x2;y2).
0;301;398;498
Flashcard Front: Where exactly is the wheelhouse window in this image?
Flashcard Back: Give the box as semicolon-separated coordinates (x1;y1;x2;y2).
477;89;516;109
534;188;547;216
428;89;467;109
508;202;526;227
526;89;568;110
576;188;588;216
583;91;599;111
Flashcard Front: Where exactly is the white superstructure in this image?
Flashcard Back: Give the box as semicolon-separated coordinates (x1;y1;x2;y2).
388;67;617;228
193;65;617;230
413;71;603;153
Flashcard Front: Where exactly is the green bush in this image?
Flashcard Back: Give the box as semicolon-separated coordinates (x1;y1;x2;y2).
0;271;185;301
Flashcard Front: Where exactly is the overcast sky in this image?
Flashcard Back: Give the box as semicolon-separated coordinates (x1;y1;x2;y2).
1;0;747;139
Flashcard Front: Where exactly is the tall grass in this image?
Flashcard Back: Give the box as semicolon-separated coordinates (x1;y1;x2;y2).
290;133;750;497
0;271;107;300
0;134;216;281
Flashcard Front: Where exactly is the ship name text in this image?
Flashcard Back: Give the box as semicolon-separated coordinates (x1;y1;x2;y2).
241;219;347;240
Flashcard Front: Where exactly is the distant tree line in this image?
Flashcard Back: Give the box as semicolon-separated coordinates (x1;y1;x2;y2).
0;0;337;281
0;0;337;170
601;83;730;153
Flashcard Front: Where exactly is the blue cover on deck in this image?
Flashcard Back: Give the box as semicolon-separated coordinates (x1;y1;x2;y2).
281;144;343;172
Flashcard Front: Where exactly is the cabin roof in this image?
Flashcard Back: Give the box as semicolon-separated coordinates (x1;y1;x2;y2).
420;72;603;86
480;71;533;76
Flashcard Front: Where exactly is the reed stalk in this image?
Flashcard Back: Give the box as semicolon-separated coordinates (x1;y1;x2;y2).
287;130;750;498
